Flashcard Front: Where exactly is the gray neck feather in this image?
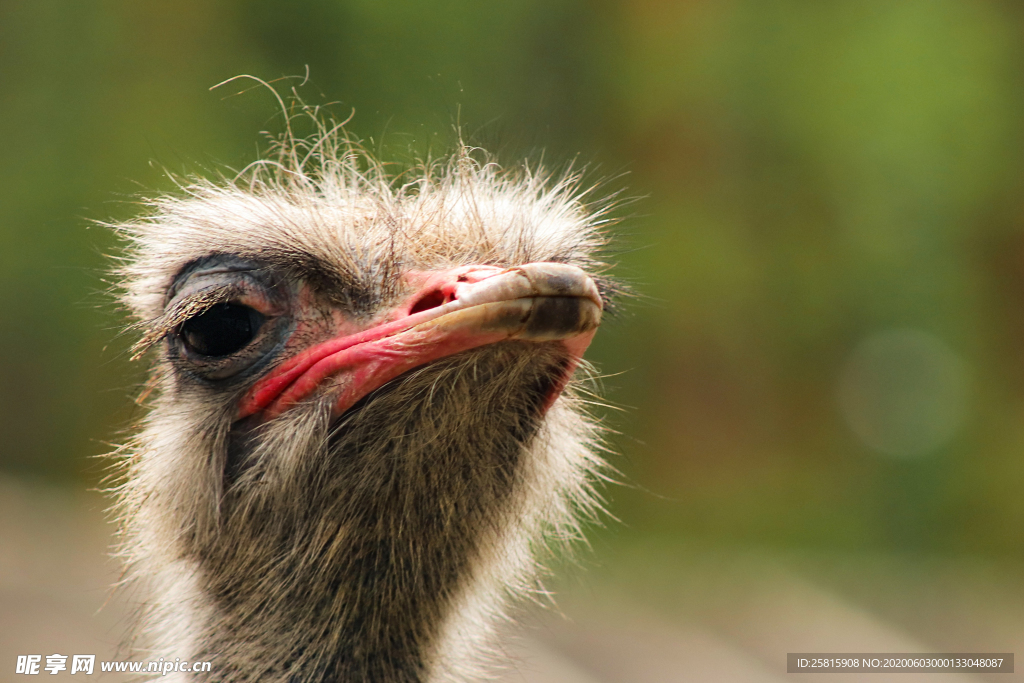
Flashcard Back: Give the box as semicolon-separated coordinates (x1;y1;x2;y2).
165;343;564;682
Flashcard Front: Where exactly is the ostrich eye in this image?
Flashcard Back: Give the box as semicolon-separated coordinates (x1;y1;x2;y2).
180;303;264;357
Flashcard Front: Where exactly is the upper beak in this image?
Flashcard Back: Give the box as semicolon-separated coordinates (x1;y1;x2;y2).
238;262;602;421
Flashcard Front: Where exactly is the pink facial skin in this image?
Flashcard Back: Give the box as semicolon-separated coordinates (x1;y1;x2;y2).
238;263;602;422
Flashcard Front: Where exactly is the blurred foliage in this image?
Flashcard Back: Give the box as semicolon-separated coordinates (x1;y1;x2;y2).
4;0;1024;558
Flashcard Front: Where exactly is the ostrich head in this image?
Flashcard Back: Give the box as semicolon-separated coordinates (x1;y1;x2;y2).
112;121;615;682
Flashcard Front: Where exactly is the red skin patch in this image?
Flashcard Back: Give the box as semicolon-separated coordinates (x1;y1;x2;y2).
238;264;600;421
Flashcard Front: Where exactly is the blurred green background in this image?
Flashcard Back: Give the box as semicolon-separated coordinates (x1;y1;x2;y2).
4;0;1024;564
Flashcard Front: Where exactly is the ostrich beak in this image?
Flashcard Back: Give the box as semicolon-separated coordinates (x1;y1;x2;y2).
238;263;602;421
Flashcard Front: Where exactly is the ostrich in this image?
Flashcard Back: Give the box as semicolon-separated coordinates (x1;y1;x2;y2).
111;112;616;682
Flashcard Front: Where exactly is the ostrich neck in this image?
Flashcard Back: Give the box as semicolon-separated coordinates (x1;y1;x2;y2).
179;344;561;682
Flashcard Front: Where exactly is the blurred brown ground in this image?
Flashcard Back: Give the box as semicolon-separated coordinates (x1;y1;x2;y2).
4;476;1024;683
1;478;129;682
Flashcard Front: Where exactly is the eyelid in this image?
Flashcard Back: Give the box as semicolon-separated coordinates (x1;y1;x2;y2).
163;256;263;303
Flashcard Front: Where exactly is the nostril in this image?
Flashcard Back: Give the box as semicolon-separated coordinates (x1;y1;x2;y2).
409;290;449;315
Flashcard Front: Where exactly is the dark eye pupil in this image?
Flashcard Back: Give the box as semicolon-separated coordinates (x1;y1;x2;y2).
180;303;262;357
